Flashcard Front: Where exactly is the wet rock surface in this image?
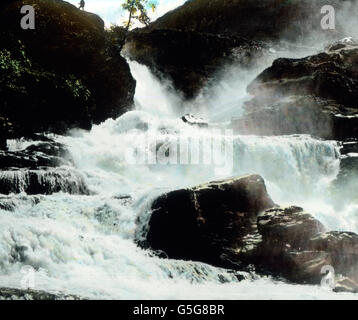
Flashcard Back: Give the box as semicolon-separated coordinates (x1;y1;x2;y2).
126;29;265;99
0;140;89;195
236;42;358;140
181;114;208;128
0;142;73;169
145;175;275;265
145;177;358;293
126;0;358;99
147;0;347;42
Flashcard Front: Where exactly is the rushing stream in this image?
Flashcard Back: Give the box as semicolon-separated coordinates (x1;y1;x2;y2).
1;55;358;299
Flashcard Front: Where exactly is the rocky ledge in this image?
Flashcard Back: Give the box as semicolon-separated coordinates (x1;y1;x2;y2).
143;175;358;293
0;139;90;195
234;40;358;140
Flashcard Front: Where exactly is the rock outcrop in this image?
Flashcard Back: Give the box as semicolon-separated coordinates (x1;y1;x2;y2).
126;0;357;99
0;140;90;195
234;41;358;140
144;176;358;293
126;29;265;99
145;175;275;264
147;0;347;42
0;0;135;146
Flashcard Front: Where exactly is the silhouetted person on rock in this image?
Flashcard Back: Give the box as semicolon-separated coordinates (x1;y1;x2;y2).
79;0;85;10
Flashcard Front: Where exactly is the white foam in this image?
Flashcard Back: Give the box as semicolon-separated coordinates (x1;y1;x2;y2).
0;61;357;299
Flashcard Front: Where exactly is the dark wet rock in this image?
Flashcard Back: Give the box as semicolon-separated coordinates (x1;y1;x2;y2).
0;0;135;143
0;116;14;150
307;232;358;278
257;206;326;249
0;168;90;195
239;43;358;140
146;176;358;289
243;206;328;283
233;96;358;140
0;287;82;300
112;194;133;206
340;139;358;155
126;29;265;99
334;277;358;293
145;174;275;266
283;251;333;283
0;140;91;195
247;43;358;109
147;0;347;42
125;0;357;99
181;114;208;128
235;223;358;286
0;142;73;170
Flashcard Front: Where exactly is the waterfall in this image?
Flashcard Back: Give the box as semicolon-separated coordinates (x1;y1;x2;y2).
0;60;357;299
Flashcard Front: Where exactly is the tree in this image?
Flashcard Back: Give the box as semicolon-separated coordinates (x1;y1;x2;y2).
119;0;156;50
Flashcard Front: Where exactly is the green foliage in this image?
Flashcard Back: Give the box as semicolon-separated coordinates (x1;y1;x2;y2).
0;41;91;101
122;0;157;28
0;40;93;135
0;50;21;76
118;0;157;50
65;77;91;100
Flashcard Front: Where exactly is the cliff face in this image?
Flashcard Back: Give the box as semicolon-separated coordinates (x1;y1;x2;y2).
0;0;136;146
126;29;265;99
126;0;353;99
148;0;342;41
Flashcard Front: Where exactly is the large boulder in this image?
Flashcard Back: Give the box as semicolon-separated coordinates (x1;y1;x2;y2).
257;206;326;249
144;177;358;292
145;174;275;265
0;0;135;143
247;42;358;109
252;207;329;283
233;95;358;140
307;231;358;283
235;41;358;140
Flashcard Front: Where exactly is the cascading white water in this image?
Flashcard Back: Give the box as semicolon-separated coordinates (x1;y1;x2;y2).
1;58;358;299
